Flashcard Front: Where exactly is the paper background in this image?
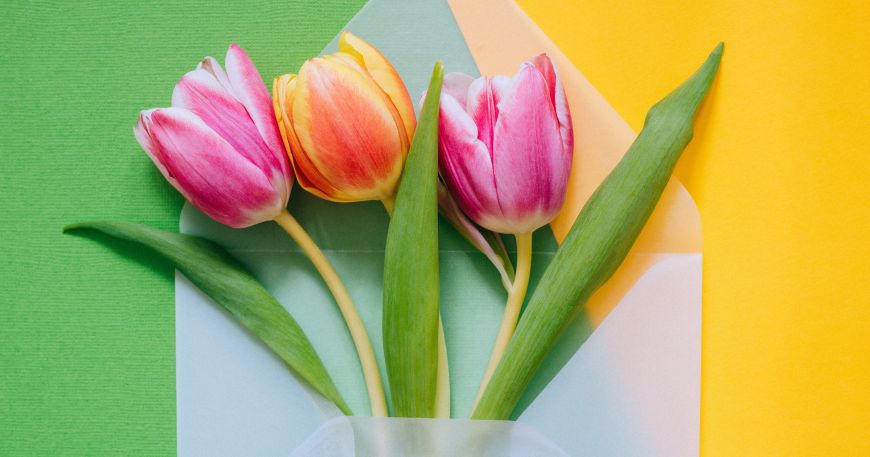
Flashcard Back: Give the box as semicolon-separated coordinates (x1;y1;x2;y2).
1;0;867;456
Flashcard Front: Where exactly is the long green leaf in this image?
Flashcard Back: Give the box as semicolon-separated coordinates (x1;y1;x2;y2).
64;221;351;415
473;43;724;420
383;61;444;417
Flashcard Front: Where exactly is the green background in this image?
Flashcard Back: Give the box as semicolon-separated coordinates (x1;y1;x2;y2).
0;1;366;454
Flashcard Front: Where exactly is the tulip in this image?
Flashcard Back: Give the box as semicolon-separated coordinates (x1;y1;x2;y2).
134;44;387;417
135;45;291;228
435;54;573;407
438;54;573;235
273;32;416;209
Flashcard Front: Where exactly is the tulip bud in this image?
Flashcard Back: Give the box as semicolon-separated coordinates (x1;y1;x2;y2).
135;44;291;228
273;32;415;203
437;54;573;234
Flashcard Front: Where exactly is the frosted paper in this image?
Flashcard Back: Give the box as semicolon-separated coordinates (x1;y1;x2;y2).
288;417;569;457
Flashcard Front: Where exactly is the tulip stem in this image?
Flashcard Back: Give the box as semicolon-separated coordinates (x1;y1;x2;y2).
435;317;451;418
274;209;388;417
472;231;533;413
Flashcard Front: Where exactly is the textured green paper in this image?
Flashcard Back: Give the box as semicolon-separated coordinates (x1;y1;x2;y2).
0;1;367;454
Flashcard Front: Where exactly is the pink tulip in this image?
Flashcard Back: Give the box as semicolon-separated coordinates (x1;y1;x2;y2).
437;54;573;235
134;44;291;228
436;55;573;403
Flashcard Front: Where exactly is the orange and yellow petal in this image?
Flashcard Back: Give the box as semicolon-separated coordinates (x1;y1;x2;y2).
273;73;352;201
339;32;416;142
292;57;405;201
323;50;410;154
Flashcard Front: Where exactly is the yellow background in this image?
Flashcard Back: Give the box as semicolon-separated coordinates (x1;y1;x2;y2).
515;0;869;454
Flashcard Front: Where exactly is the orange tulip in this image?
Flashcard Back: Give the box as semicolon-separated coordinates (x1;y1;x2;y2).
273;32;415;205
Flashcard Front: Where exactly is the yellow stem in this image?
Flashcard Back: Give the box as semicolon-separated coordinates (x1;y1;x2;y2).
472;231;532;413
434;317;451;418
274;209;388;417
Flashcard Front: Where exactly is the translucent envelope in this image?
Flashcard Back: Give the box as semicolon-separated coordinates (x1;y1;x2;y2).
176;0;702;455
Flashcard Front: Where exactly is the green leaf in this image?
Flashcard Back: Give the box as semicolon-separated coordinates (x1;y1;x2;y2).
383;61;444;417
64;221;351;415
473;43;724;420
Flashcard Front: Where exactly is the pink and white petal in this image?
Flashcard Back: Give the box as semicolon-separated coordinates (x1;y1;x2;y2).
171;68;282;179
196;56;233;92
135;109;180;191
531;54;573;156
489;75;512;105
143;108;283;227
442;72;476;107
466;77;500;153
224;44;289;164
491;64;568;233
438;94;504;229
530;54;557;106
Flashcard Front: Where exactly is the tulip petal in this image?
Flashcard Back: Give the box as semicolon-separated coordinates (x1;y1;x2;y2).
339;32;416;141
325;51;411;154
442;72;475;107
438;93;504;229
225;44;292;168
134;109;176;188
226;43;292;195
136;108;282;228
197;56;233;92
324;52;368;75
531;54;573;157
489;75;513;103
465;77;497;154
273;74;352;202
491;63;568;233
171;68;282;182
292;57;405;201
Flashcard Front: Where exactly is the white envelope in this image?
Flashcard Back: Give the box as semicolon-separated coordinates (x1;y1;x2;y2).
176;0;702;455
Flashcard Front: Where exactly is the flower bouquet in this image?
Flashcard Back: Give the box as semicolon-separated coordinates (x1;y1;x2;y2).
65;0;721;455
